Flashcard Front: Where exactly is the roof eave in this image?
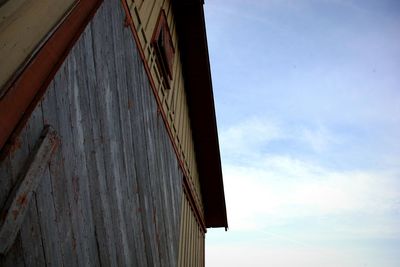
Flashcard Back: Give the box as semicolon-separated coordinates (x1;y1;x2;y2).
172;0;228;229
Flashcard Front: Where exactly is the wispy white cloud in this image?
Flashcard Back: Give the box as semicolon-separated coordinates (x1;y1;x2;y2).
220;117;341;157
223;158;400;232
219;117;284;156
300;124;341;153
205;1;400;266
206;243;399;267
219;117;400;238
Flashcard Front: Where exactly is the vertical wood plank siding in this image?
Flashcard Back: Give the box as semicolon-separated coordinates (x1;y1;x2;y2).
0;0;182;266
125;0;204;215
178;194;205;267
123;1;209;264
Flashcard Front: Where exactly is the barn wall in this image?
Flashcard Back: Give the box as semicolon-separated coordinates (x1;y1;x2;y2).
178;194;205;267
123;2;208;263
125;0;204;216
0;0;182;266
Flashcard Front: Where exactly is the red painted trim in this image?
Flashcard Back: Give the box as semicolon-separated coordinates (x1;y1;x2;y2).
0;0;103;157
121;0;206;232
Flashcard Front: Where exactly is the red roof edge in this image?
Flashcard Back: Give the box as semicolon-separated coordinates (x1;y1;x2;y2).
0;0;103;157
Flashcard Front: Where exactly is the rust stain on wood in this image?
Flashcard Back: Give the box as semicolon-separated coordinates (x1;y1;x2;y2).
128;99;133;109
8;137;22;156
11;210;20;220
0;126;59;255
16;192;28;206
72;176;80;203
72;236;77;251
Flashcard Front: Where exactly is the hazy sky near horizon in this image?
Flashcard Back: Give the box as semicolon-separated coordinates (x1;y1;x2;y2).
204;1;400;266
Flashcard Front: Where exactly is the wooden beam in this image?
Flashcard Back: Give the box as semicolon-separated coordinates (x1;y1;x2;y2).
0;126;59;255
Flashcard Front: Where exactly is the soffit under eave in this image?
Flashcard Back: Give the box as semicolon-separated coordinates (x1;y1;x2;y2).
172;0;228;229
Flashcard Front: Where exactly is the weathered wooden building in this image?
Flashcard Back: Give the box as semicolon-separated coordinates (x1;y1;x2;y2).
0;0;227;266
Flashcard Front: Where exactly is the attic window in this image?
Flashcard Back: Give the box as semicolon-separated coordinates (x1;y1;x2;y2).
151;10;175;89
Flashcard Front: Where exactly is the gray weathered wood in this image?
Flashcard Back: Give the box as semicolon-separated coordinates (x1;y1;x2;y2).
91;2;133;266
0;0;184;265
41;81;79;267
19;106;47;267
0;139;28;267
79;22;119;267
0;126;58;255
27;105;63;267
65;32;101;267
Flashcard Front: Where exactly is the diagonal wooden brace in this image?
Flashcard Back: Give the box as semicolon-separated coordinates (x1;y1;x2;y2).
0;126;59;255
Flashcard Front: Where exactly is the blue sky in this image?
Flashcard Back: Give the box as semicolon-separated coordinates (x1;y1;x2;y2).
204;1;400;266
